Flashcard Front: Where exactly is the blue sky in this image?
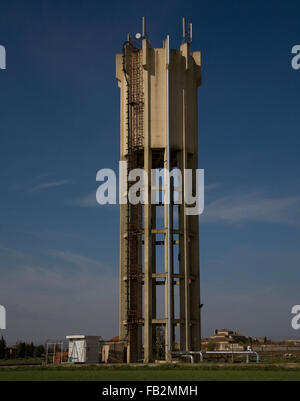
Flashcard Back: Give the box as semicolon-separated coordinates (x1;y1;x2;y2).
0;0;300;344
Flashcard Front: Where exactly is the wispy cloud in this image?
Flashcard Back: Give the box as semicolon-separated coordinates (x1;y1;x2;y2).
205;183;220;192
0;262;118;344
48;249;99;270
72;187;300;226
0;247;117;344
29;179;72;192
69;191;97;207
202;192;300;225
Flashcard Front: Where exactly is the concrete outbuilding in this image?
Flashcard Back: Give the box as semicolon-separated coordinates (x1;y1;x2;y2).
66;335;100;364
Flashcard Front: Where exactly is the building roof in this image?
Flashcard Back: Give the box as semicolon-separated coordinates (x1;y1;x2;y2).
66;335;100;340
108;336;120;343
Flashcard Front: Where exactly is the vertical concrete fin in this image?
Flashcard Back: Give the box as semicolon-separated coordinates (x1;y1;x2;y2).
142;39;150;70
180;42;191;71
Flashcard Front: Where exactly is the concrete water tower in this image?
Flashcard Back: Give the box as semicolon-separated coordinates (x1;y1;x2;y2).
116;17;202;363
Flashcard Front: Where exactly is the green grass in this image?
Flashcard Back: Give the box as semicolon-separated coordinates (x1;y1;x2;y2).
0;358;43;366
0;364;300;381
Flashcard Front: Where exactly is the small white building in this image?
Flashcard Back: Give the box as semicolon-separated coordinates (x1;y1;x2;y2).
66;335;100;364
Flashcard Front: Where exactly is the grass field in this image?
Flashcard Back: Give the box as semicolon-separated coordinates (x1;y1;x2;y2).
1;364;300;381
0;358;44;366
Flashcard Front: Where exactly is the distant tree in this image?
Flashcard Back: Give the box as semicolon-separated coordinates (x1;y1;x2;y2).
207;341;216;351
34;345;45;358
4;348;10;359
0;336;6;359
16;342;26;358
154;326;165;360
26;342;35;358
234;336;252;346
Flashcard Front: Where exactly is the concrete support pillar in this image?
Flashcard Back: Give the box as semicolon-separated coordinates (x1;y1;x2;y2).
183;87;191;352
151;205;157;355
143;58;152;363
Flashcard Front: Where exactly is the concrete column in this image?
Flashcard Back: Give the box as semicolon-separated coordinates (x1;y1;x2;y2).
178;151;186;351
151;204;157;356
182;87;191;352
143;47;152;362
164;148;170;360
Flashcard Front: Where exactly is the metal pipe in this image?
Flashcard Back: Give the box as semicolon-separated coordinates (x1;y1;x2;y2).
205;351;255;354
189;351;203;362
189;23;192;43
182;17;186;40
142;16;146;38
179;354;194;364
172;350;202;362
204;350;260;363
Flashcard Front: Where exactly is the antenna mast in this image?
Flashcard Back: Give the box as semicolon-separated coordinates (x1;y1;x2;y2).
182;17;192;43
